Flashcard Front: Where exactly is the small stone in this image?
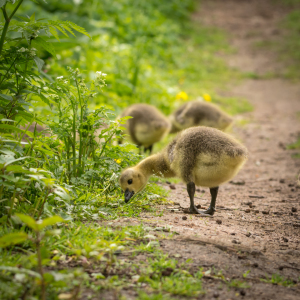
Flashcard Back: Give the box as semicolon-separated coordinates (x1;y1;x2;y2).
288;183;294;187
166;181;171;184
161;267;174;276
283;237;289;242
292;207;297;212
230;180;245;185
255;210;260;214
238;255;246;259
196;204;201;209
196;188;201;192
245;209;250;213
213;291;219;298
232;239;241;244
230;232;236;235
245;202;252;206
282;200;286;202
182;216;187;220
246;232;251;237
279;179;285;183
253;262;259;268
169;184;176;190
262;211;269;215
278;266;284;270
240;290;246;296
216;219;222;225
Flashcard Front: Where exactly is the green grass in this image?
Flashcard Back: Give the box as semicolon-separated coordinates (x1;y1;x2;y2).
260;274;295;287
287;137;300;149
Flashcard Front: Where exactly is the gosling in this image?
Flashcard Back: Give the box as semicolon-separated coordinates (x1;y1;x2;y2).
119;104;170;154
169;100;233;133
119;127;248;215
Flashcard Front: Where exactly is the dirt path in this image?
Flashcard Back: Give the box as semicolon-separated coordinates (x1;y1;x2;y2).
136;1;300;298
103;1;300;299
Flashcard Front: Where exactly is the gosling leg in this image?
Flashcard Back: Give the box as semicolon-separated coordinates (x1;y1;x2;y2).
203;187;219;216
144;145;153;155
137;144;142;155
187;182;209;214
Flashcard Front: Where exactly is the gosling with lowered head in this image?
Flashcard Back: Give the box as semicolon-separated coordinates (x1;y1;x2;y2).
169;100;233;134
119;127;248;215
119;104;170;154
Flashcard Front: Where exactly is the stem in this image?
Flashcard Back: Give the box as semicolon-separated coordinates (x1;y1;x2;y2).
9;0;24;20
65;138;71;182
7;187;16;223
0;0;24;56
37;188;50;219
76;80;83;175
36;232;46;300
0;55;18;88
71;100;77;178
0;11;9;57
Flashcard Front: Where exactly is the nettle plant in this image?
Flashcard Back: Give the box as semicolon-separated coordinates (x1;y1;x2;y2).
0;0;90;123
0;0;141;222
43;67;140;192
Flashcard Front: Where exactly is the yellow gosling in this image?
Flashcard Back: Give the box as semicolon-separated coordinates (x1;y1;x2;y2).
120;127;248;215
169;100;233;133
119;104;170;154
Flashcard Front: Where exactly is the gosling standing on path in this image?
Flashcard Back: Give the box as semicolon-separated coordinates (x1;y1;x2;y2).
120;127;248;215
119;104;170;154
169;100;233;133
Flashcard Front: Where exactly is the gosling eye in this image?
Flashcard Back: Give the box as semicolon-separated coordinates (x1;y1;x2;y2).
128;179;133;185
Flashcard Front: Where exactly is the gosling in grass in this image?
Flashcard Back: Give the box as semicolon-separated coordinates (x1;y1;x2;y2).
119;104;170;154
119;127;248;215
169;100;233;134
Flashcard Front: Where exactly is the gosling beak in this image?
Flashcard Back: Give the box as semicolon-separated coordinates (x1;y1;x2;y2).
124;189;135;203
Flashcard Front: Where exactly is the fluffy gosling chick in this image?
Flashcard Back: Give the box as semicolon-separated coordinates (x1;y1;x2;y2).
120;127;248;215
169;100;233;133
119;104;170;154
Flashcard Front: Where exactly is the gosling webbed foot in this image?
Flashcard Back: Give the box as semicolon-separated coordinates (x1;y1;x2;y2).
189;205;201;214
202;206;216;216
189;206;212;217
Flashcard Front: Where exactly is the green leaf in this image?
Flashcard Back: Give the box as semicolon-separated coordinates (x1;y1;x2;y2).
0;124;26;134
0;266;41;278
0;94;13;101
6;165;31;173
37;216;65;230
15;213;38;231
33;37;56;57
0;232;28;248
54;187;70;201
33;57;45;73
4;157;29;167
54;25;69;38
0;119;15;122
49;26;60;41
65;21;91;38
39;93;52;107
30;12;35;22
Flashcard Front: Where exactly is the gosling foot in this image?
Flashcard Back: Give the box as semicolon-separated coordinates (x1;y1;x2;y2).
188;206;212;217
202;206;216;216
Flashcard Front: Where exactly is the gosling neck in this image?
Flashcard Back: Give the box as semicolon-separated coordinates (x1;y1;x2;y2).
136;153;174;178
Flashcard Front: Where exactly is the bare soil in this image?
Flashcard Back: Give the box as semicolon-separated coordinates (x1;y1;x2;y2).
97;1;300;299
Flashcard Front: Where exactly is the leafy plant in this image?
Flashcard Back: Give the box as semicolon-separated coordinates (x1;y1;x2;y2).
0;214;88;300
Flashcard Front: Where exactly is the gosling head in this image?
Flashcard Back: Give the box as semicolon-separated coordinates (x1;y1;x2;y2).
119;168;147;203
